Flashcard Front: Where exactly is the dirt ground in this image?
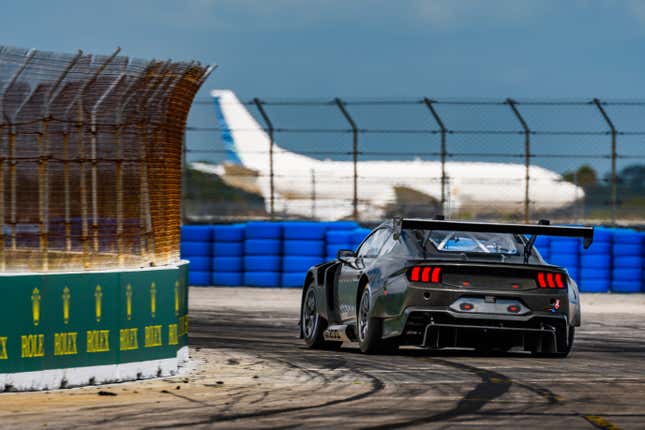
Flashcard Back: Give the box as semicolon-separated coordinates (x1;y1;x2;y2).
1;287;645;429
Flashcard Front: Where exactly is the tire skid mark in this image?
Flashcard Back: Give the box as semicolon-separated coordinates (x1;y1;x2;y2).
361;358;513;430
140;360;386;429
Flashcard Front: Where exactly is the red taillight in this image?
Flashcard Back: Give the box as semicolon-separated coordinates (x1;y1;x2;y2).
546;272;555;288
410;266;421;282
408;266;442;284
536;271;566;289
537;272;547;288
431;267;442;283
421;267;431;282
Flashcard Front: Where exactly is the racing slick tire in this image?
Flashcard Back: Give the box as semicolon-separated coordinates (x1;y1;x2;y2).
357;287;399;354
533;326;575;358
302;283;341;350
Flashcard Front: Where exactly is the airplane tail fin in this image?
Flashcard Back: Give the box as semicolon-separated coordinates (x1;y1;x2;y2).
211;89;270;166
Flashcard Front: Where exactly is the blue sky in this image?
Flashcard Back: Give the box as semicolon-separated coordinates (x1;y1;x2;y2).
3;1;645;174
3;0;645;99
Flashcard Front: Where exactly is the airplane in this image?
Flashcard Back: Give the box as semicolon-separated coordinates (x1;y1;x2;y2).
191;89;583;220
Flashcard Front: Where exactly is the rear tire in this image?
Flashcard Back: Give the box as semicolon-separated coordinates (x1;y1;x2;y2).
357;287;399;354
302;284;341;350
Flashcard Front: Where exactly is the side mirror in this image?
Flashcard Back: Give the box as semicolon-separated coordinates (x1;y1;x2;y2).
336;249;356;263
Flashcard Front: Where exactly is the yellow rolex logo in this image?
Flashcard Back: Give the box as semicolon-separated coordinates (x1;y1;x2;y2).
126;284;133;320
31;288;41;326
95;285;102;322
174;280;180;316
150;282;157;318
62;287;71;324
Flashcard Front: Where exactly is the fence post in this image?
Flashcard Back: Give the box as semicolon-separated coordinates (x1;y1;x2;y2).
334;98;359;220
506;98;531;223
253;98;275;219
423;98;448;216
592;98;617;225
2;49;37;253
37;50;83;271
92;72;127;261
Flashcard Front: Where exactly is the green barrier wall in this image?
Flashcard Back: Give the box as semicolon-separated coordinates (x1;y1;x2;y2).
0;262;189;382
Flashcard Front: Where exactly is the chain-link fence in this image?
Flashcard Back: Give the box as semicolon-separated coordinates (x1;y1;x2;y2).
0;46;212;272
185;96;645;226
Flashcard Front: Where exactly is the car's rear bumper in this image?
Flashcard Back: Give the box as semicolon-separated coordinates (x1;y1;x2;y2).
391;308;569;352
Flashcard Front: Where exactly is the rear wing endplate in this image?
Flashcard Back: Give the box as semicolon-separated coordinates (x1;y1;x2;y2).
394;218;594;249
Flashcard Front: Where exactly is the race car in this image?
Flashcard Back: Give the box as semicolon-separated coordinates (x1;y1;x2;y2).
299;217;594;357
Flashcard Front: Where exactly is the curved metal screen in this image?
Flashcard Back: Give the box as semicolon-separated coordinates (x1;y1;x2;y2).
0;46;212;272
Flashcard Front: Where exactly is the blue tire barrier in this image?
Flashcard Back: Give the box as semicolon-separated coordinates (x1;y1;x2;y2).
244;271;281;288
549;253;579;269
327;243;353;258
244;255;282;272
245;222;282;239
283;222;327;240
212;256;244;272
580;268;610;280
189;270;211;286
613;243;643;257
213;241;244;257
612;269;642;282
612;281;642;293
351;229;371;246
181;241;211;257
534;237;551;251
613;232;643;245
213;225;245;242
244;239;281;255
325;221;359;231
566;269;579;281
326;255;337;262
326;230;353;244
211;272;243;286
537;249;551;261
187;256;211;272
580;254;611;269
579;279;610;293
613;256;643;269
283;256;324;273
283;240;325;256
550;238;580;254
181;225;213;242
281;272;305;288
592;228;613;243
581;241;611;255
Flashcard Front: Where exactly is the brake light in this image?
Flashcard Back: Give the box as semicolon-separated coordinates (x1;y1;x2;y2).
431;267;442;283
547;273;555;288
536;271;566;289
410;266;421;282
421;267;431;282
408;266;442;284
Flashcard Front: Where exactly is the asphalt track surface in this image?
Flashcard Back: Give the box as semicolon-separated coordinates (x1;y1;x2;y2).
2;288;645;429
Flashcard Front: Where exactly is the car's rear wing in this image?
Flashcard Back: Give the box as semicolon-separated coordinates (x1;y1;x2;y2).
394;218;594;249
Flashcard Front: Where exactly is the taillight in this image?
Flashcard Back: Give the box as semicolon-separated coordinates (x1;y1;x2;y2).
408;266;442;284
536;271;566;289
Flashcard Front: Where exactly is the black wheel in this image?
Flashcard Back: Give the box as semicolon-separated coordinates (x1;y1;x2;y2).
357;287;399;354
302;285;341;350
533;326;575;358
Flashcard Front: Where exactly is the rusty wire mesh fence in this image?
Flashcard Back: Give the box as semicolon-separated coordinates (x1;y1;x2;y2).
184;96;645;225
0;46;212;272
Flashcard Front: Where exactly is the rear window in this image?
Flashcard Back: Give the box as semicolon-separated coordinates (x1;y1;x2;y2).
426;231;519;255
